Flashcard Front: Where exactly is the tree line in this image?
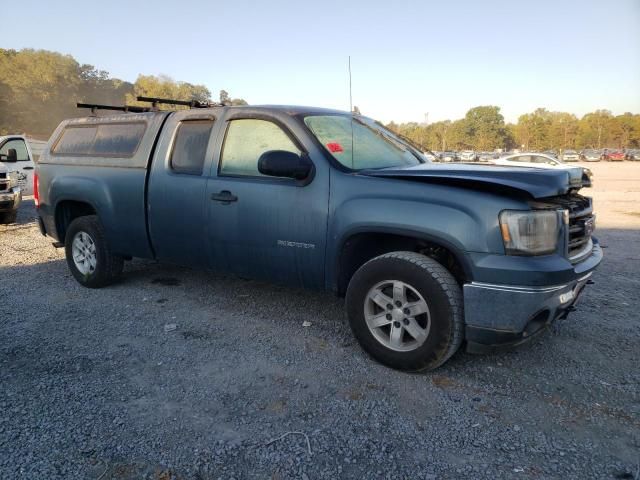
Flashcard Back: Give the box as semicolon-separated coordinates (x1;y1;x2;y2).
387;106;640;152
0;49;245;138
1;49;638;150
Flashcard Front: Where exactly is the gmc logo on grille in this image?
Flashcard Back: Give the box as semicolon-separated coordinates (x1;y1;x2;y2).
584;217;595;236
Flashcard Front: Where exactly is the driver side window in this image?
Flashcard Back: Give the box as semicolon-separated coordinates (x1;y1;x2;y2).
220;119;300;177
0;139;30;161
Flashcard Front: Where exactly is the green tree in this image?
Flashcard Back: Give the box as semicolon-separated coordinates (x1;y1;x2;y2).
77;64;133;107
0;48;83;136
126;74;212;108
430;120;453;151
609;113;638;148
515;108;552;150
577;110;613;149
548;112;578;149
461;106;511;150
0;49;251;138
0;80;11;135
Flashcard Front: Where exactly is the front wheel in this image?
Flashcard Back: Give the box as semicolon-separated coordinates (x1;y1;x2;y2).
346;251;463;371
64;215;123;288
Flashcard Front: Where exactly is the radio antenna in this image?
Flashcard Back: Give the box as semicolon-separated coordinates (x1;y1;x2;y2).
348;56;353;113
348;55;354;169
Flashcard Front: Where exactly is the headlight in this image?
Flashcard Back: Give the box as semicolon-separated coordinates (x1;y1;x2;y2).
499;210;563;255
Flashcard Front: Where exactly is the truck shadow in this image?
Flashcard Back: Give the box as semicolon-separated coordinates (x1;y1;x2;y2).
0;197;38;230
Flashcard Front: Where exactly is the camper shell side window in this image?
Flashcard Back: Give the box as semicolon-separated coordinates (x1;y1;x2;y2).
52;122;147;158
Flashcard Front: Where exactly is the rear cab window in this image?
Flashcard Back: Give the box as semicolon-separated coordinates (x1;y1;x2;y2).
170;120;214;175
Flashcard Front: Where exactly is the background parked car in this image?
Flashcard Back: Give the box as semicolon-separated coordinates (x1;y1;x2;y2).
607;150;625;161
0;135;37;195
561;149;580;162
458;150;478;161
478;151;498;161
439;151;458;162
625;149;640;161
422;151;438;161
491;152;593;186
581;149;601;162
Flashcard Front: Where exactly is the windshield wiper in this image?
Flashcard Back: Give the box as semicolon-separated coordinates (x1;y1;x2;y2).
353;117;409;153
371;120;435;161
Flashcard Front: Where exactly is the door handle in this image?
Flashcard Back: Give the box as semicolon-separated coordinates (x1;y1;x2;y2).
23;166;34;170
210;190;238;204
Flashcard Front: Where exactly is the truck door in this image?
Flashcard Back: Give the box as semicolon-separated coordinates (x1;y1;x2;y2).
0;137;35;195
206;113;329;288
147;110;221;267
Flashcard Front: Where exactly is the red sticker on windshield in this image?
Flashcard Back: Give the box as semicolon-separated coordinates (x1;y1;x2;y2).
326;142;344;153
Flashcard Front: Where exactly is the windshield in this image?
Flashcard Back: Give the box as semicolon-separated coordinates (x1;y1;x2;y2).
304;115;423;170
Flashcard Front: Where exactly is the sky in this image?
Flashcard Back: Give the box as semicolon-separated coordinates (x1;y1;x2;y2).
3;0;640;123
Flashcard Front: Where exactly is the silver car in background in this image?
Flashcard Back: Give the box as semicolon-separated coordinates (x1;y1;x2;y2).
581;149;601;162
439;151;458;162
561;149;580;162
458;150;478;161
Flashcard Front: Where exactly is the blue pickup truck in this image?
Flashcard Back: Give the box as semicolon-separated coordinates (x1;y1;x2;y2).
35;102;602;371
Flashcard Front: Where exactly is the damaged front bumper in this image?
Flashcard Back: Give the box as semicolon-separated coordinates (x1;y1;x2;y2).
463;241;603;353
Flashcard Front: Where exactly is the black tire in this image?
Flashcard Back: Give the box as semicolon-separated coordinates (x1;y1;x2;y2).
64;215;123;288
0;210;17;224
346;251;463;371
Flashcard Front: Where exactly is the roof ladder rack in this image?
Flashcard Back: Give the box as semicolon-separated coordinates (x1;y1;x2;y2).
136;96;221;109
77;103;151;116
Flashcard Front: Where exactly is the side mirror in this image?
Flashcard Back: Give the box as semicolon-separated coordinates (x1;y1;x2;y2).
5;149;18;163
258;150;312;180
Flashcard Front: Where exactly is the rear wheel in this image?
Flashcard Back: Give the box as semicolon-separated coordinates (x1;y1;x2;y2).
346;251;463;371
64;215;123;288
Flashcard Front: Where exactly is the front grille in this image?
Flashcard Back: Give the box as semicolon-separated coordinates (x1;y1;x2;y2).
540;194;594;263
0;172;8;192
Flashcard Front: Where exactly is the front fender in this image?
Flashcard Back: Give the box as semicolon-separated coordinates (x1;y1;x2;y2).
326;172;529;291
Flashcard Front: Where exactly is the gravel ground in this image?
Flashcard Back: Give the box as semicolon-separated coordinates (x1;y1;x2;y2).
1;162;639;479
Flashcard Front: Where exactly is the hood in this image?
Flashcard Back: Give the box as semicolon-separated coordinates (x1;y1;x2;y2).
359;163;582;199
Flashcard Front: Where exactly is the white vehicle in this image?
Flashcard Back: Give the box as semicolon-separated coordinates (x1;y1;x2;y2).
439;151;458;162
458;150;477;161
491;152;593;187
560;149;580;162
581;149;601;162
0;162;22;224
422;151;437;161
0;135;37;195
